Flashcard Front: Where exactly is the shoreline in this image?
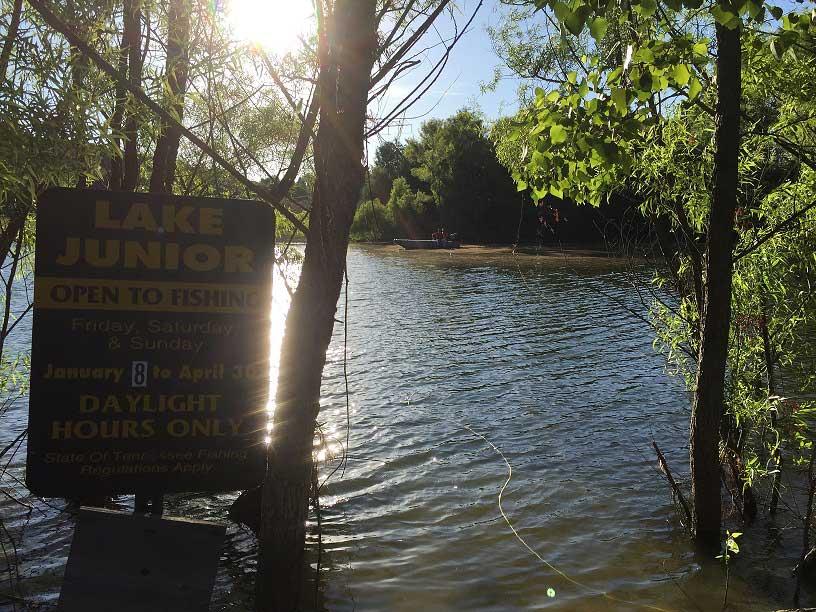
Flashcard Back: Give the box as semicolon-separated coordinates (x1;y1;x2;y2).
354;241;627;259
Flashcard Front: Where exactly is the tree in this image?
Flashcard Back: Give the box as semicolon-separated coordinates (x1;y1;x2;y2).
492;0;816;548
256;4;379;609
257;2;485;610
149;0;192;193
691;17;741;547
354;109;522;242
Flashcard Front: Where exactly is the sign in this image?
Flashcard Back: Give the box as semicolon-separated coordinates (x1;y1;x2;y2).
26;188;275;497
59;508;225;612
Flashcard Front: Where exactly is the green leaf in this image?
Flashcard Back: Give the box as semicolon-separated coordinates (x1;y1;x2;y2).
567;71;578;84
634;47;655;64
693;41;708;56
637;67;654;91
636;0;657;17
745;0;761;18
780;29;801;46
552;1;571;22
711;4;740;28
687;77;702;100
769;5;783;19
770;38;784;59
550;184;564;198
517;180;528;192
710;4;730;23
589;16;608;40
550;124;568;144
564;4;592;35
611;87;628;114
673;63;690;86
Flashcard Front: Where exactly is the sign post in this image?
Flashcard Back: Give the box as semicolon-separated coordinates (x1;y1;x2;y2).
26;188;275;498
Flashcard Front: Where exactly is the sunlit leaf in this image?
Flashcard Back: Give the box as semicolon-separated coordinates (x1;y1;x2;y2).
589;16;608;40
688;78;702;100
673;64;690;86
550;124;568;144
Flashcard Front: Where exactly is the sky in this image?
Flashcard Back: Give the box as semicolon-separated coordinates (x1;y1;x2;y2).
226;0;526;143
371;0;525;143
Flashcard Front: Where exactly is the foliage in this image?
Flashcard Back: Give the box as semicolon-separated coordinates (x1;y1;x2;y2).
353;110;524;241
491;0;816;543
717;530;742;562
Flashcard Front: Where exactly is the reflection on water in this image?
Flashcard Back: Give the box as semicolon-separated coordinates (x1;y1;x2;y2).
0;244;812;611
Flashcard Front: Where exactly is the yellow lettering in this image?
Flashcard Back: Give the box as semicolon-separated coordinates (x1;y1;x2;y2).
123;241;162;268
199;208;223;235
79;396;99;413
123;203;158;231
183;244;220;271
162;205;194;233
56;237;80;265
94;200;120;229
224;246;254;272
85;239;120;267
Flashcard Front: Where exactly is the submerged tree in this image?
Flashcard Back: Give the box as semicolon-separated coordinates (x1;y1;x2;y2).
258;2;487;609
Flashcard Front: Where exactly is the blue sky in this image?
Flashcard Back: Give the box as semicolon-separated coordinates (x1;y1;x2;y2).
373;0;524;143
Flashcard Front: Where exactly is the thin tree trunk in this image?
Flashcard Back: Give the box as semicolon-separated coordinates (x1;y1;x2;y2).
0;204;27;271
759;293;784;515
108;20;129;190
122;0;142;191
0;0;23;78
149;0;191;193
256;2;377;610
793;442;815;605
689;21;741;551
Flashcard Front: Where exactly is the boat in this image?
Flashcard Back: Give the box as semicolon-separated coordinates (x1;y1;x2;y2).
394;239;461;250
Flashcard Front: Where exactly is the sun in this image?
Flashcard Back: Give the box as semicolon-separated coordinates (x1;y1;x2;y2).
225;0;314;56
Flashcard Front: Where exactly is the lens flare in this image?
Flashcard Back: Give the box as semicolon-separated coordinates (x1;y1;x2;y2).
224;0;313;56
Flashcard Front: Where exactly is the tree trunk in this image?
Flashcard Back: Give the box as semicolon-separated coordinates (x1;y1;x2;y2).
0;0;23;78
122;0;142;191
689;21;741;551
255;2;377;610
108;14;130;191
761;292;784;515
149;0;191;193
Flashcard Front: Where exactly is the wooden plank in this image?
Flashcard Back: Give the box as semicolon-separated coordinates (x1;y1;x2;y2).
59;508;226;612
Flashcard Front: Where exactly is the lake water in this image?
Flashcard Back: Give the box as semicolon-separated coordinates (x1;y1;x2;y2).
0;244;812;611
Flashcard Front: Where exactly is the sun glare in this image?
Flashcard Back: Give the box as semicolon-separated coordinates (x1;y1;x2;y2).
225;0;313;56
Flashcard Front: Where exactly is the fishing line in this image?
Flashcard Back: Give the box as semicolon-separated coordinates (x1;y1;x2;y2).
455;420;678;612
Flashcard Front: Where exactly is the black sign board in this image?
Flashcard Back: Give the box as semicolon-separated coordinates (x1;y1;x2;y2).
59;508;225;612
26;188;275;497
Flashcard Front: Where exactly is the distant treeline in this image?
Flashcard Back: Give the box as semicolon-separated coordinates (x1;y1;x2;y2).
352;109;638;244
